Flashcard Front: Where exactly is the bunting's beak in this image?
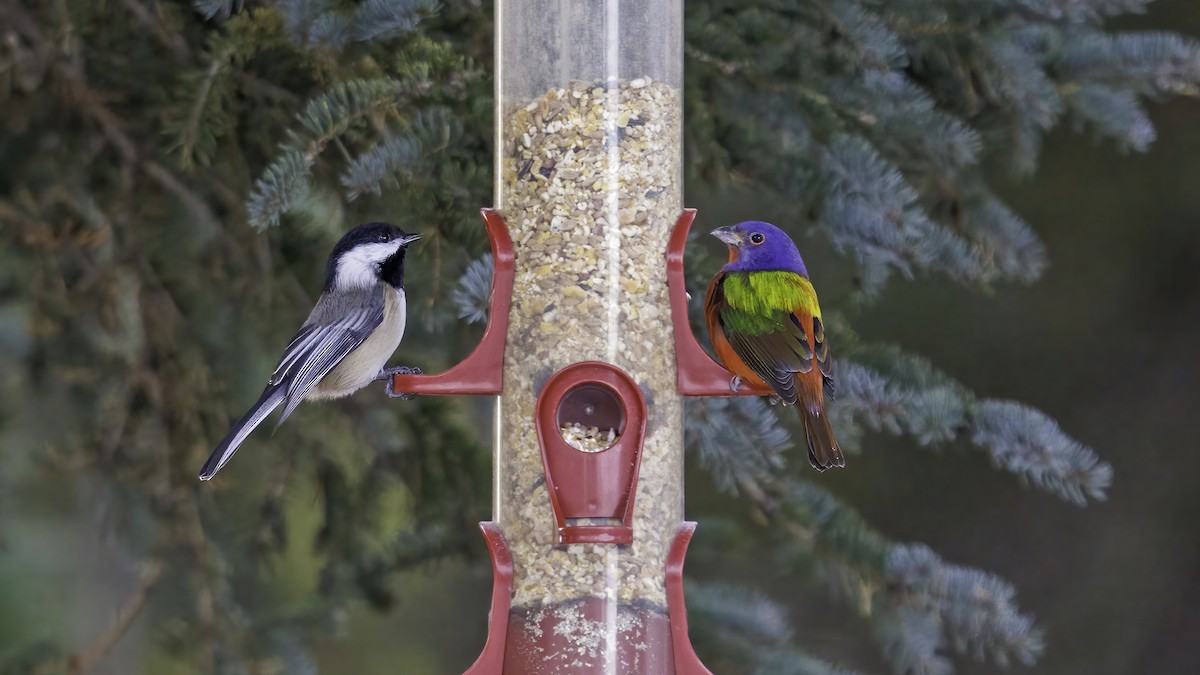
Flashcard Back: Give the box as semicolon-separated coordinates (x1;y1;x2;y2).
710;226;741;246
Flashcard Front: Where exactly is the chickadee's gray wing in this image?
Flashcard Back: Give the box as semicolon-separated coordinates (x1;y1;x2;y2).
274;288;385;424
199;288;383;481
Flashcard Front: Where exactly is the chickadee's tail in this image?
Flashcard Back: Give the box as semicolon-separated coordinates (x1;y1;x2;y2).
798;402;845;472
199;386;286;480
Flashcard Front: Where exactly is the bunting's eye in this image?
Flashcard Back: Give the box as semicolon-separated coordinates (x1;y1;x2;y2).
749;232;765;245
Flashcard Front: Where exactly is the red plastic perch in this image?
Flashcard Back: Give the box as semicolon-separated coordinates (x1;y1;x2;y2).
666;209;773;398
390;208;514;396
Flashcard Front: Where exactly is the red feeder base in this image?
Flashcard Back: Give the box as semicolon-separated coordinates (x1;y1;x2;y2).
464;522;711;674
504;600;674;673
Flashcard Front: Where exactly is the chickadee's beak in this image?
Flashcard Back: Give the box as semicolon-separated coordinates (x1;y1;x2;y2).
711;226;741;247
400;232;423;246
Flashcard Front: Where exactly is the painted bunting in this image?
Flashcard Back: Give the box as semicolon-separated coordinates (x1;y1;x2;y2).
706;221;845;471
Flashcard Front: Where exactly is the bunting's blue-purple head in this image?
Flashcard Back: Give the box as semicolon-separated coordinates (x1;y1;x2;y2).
711;221;809;276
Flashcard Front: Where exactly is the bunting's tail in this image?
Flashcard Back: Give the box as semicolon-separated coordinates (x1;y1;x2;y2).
798;402;845;472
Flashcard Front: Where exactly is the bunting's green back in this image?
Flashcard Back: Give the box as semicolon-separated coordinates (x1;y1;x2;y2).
720;271;822;335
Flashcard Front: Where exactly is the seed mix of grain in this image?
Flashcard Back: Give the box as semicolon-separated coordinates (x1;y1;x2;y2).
560;423;618;453
497;77;684;611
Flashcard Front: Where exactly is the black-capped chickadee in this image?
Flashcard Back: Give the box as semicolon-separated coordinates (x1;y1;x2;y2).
199;222;422;481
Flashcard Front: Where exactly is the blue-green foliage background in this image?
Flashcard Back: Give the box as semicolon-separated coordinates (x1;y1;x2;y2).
1;0;1198;673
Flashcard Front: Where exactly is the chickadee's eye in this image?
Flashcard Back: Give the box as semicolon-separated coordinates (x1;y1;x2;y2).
378;232;392;243
750;232;765;245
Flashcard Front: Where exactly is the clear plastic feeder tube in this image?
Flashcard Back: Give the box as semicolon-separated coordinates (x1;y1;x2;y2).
495;0;684;669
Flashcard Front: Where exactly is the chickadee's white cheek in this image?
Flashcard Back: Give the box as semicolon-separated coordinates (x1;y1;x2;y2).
335;241;402;289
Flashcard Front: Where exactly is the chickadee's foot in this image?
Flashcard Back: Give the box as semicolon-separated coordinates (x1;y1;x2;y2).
379;366;422;399
768;395;782;406
728;375;743;393
379;366;423;378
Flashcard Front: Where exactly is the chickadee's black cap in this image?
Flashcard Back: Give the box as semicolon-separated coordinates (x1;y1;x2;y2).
335;222;408;250
324;222;421;291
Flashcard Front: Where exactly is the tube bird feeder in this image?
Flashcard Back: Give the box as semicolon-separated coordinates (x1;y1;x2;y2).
496;0;689;671
492;0;691;667
389;1;772;671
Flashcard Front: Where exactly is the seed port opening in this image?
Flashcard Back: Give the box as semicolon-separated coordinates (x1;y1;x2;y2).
556;384;624;452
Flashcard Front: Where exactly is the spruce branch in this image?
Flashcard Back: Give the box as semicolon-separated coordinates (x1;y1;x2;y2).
687;582;792;646
836;355;1111;504
818;135;969;294
687;581;868;675
193;0;241;21
841;71;982;174
342;133;421;200
279;0;434;48
970;400;1113;505
1059;31;1200;96
687;397;792;495
752;649;868;675
451;253;493;324
875;607;953;675
985;36;1065;175
956;197;1047;286
296;79;403;149
265;631;319;675
825;1;908;71
351;0;437;44
247;79;403;227
247;148;313;230
1010;0;1152;24
834;363;907;435
309;12;352;51
835;354;963;449
884;544;1044;669
1064;83;1155;150
166;46;234;170
777;478;891;579
701;468;1042;675
279;0;331;46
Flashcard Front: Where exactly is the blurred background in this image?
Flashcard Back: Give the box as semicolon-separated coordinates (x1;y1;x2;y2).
1;1;1198;674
